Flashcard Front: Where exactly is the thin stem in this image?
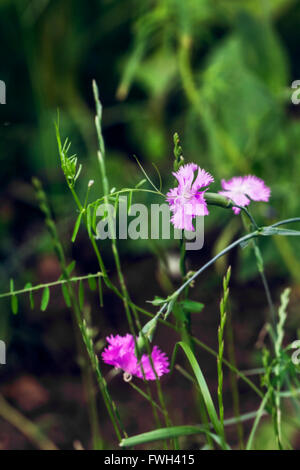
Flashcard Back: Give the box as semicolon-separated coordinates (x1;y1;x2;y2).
239;206;259;230
260;266;276;328
133;303;264;399
88;187;163;209
129;382;164;415
93;80;173;445
0;272;103;299
171;231;259;300
270;217;300;228
32;178;123;443
241;211;276;332
217;267;230;444
178;34;201;112
179;236;192;346
0;394;58;450
226;308;244;448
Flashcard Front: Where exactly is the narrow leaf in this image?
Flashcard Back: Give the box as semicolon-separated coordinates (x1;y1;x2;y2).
172;342;224;440
246;390;271;450
120;410;259;447
128;191;133;215
120;426;228;449
79;280;85;310
61;283;71;308
180;300;204;313
71;212;83;242
135;178;147;189
41;286;50;311
261;226;300;237
148;296;166;306
87;205;92;237
66;260;76;276
88;275;97;291
10;278;18;315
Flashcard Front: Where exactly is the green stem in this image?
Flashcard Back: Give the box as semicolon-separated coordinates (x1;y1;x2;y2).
133;303;264;399
179;230;212;448
93;81;173;446
129;382;164;415
226;310;244;449
32;178;123;443
217;267;230;444
171;231;259;300
241;211;276;331
0;394;58;450
0;272;103;299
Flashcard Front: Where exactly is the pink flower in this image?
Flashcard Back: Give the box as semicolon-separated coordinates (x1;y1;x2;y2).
101;334;170;381
166;163;214;231
219;175;271;214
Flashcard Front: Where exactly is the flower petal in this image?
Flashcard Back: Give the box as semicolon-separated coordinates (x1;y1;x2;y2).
101;334;169;381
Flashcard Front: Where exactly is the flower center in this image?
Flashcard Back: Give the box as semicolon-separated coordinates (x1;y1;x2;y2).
182;187;194;200
123;372;132;382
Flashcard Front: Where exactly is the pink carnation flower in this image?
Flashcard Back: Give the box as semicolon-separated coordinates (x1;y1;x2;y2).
219;175;271;214
166;163;214;231
101;334;170;381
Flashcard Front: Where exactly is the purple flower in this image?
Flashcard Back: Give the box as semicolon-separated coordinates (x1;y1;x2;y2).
101;334;170;381
166;163;214;231
219;175;271;214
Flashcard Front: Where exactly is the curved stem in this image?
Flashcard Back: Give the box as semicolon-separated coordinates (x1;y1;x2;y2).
0;394;58;450
131;302;263;399
171;231;259;300
270;217;300;228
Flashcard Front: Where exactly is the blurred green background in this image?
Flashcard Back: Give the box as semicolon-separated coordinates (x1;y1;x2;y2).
0;0;300;449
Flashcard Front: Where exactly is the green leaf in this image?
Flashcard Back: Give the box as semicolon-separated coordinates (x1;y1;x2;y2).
61;283;71;308
148;296;166;306
246;390;271;450
164;297;176;320
71;211;83;242
172;303;186;323
180;300;204;313
135;178;147;189
66;260;76;276
139;312;160;343
88;275;97;291
78;280;85;310
120;426;225;448
260;227;300;237
127;191;133;215
86;205;92;237
120;410;259;448
172;342;224;443
92;203;98;232
113;193;119;218
41;287;50;311
10;278;18;315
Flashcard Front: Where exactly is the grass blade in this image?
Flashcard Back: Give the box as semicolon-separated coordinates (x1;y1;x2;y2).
120;425;227;448
172;342;225;445
120;410;262;448
72;211;83;242
246;390;271;450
